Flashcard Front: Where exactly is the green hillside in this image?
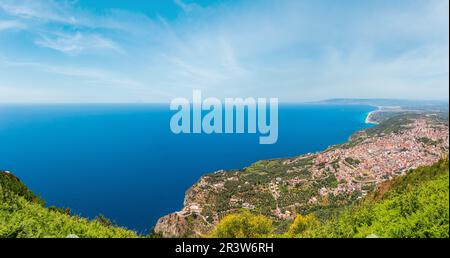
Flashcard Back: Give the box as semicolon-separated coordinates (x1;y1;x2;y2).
304;157;449;238
212;158;450;238
0;171;138;238
2;157;448;238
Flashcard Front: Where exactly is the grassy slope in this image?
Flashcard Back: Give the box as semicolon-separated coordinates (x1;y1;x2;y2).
1;171;138;238
1;153;448;238
210;158;449;238
305;158;449;238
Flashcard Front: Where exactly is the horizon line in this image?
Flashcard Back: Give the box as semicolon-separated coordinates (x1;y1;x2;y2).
0;99;448;105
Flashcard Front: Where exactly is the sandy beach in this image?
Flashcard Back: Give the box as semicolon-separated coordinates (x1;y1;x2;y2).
365;107;381;124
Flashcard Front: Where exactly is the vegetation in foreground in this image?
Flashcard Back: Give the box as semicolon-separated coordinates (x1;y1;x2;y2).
211;158;449;238
0;171;138;238
1;157;448;238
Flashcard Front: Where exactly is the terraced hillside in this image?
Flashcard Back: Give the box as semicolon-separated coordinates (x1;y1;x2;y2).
155;114;449;237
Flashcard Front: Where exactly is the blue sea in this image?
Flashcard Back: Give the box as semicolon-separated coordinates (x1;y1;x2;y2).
0;104;374;233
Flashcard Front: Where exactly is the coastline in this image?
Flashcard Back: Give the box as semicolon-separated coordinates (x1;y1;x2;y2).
365;106;381;124
0;103;382;232
155;112;450;237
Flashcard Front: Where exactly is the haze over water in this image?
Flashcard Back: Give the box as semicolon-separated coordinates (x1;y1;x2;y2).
0;104;374;232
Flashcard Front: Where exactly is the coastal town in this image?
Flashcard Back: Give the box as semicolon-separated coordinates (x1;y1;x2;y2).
308;118;448;199
155;113;449;237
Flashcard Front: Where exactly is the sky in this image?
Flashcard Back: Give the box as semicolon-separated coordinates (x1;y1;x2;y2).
0;0;448;103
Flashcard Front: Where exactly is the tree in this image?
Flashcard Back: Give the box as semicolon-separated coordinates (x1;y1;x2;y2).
210;210;273;238
287;214;319;237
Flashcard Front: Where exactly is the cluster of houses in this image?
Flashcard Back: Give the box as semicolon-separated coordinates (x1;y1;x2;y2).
312;119;448;196
178;118;449;221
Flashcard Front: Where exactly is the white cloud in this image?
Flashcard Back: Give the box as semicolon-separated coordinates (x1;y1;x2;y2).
150;0;449;101
1;58;144;90
0;0;152;55
0;0;77;24
174;0;201;13
0;0;448;102
0;85;68;103
0;19;24;31
35;32;124;55
0;0;157;31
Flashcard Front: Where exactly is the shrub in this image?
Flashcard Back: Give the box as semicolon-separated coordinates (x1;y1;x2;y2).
210;210;273;238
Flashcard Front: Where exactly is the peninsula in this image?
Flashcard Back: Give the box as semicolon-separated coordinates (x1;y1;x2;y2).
155;102;449;237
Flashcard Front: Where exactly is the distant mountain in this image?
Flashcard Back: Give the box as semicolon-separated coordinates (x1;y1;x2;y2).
317;98;449;111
